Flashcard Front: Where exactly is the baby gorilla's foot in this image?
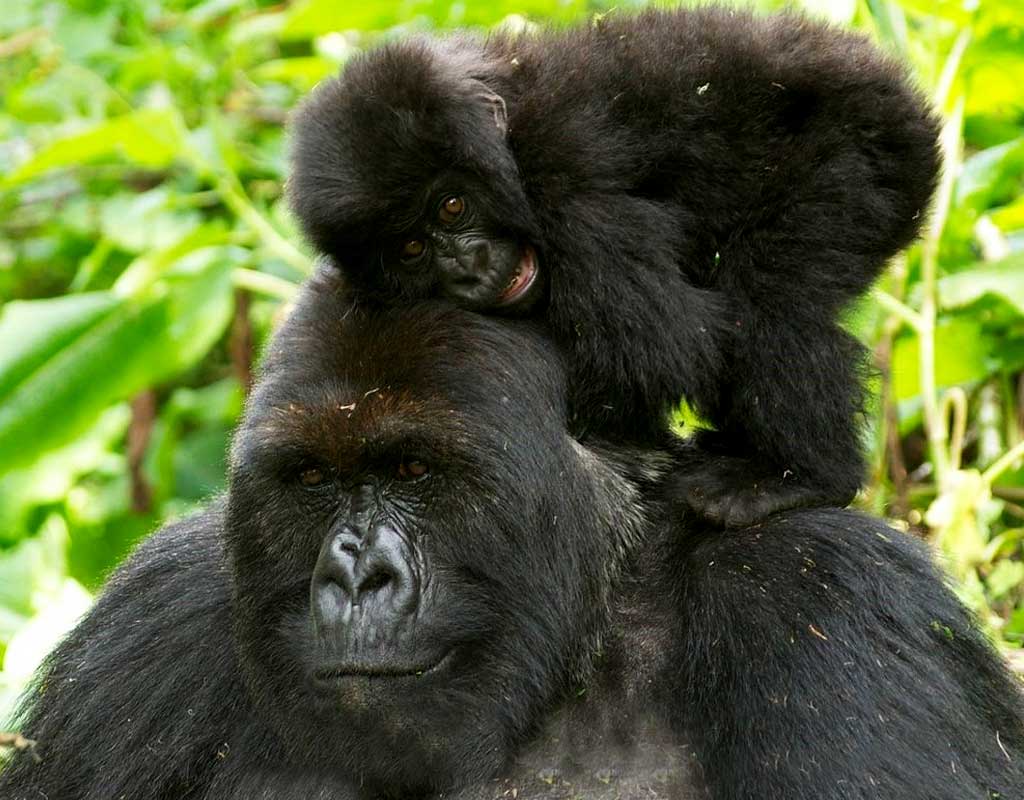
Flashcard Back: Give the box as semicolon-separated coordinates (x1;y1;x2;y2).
667;451;858;528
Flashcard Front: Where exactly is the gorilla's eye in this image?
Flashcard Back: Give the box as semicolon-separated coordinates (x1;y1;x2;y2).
299;467;328;488
396;459;429;481
401;239;426;262
438;196;465;224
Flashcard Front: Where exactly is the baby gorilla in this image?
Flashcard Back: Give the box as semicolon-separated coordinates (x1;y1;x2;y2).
288;7;940;527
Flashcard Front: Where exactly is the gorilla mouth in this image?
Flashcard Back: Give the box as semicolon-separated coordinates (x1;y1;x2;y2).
314;650;452;682
496;246;539;306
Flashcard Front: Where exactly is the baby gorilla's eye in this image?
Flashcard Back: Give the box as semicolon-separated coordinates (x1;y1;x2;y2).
299;467;328;488
438;196;465;225
396;459;429;481
401;239;426;261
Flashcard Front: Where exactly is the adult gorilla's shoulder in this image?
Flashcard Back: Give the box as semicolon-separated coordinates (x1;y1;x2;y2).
0;507;242;795
2;272;1022;799
654;506;1024;798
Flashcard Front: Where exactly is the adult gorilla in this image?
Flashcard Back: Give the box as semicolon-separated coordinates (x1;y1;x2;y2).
1;269;1022;799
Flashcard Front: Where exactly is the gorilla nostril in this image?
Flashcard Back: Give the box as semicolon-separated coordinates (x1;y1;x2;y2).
331;530;361;559
358;571;393;596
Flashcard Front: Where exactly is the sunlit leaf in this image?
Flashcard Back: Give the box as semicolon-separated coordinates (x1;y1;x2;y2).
800;0;857;24
987;559;1024;599
936;252;1024;313
2;110;186;188
955;137;1024;211
0;406;129;547
0;293;119;402
252;57;341;90
0;254;234;476
891;317;996;400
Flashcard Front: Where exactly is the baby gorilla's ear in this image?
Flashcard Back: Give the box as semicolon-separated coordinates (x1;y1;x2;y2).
474;83;508;135
432;35;512;135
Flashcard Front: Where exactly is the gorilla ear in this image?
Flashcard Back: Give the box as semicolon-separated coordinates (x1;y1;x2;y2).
432;36;510;135
475;84;508;135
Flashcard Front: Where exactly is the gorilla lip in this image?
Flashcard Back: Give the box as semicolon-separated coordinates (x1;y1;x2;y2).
313;650;452;682
496;246;539;306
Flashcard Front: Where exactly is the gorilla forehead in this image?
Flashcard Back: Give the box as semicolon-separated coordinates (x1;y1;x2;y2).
242;267;566;458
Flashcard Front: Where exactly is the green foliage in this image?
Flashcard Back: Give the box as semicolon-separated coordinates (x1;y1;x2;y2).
1;0;1023;725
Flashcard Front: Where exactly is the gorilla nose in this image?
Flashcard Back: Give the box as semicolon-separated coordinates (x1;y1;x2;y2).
443;241;491;285
312;525;419;632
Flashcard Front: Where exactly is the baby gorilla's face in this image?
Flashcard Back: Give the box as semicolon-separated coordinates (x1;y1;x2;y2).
381;186;542;312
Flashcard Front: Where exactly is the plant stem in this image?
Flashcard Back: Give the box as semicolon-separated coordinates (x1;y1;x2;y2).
919;96;965;489
215;173;311;276
232;268;299;301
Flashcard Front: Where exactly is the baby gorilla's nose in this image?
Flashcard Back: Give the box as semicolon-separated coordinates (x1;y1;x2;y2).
444;237;492;285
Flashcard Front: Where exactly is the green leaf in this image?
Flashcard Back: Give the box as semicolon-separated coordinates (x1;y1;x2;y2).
891;317;996;401
0;252;235;476
98;188;203;254
0;406;129;547
955;137;1024;211
251;57;341;90
936;253;1024;314
282;0;407;37
987;559;1024;599
991;197;1024;231
964;29;1024;119
2;110;186;188
0;293;119;401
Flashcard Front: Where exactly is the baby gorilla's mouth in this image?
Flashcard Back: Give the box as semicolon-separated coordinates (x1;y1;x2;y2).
496;246;539;306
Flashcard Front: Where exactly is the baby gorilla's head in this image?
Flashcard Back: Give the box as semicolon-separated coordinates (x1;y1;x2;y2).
288;35;542;312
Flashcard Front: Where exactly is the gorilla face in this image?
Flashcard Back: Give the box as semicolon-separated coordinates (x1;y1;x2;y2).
378;179;542;312
224;274;641;794
287;38;543;315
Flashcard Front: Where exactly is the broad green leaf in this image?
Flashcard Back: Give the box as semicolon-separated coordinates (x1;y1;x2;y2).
0;406;129;547
891;317;995;401
282;0;408;37
991;197;1024;231
987;559;1024;599
936;252;1024;314
0;293;119;402
283;0;583;37
955;137;1024;211
252;57;341;90
0;516;71;622
964;29;1024;118
98;188;202;254
0;253;235;476
2;110;186;188
112;223;232;296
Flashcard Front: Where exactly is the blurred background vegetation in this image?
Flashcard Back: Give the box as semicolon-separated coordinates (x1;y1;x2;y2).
0;0;1022;726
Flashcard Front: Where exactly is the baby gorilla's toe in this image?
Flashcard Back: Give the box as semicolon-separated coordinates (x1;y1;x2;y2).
669;452;855;528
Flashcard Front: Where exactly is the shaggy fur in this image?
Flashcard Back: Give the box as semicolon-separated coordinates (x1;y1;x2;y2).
288;7;941;526
2;270;1021;800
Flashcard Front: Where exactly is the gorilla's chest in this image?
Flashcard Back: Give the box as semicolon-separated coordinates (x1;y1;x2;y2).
445;707;706;800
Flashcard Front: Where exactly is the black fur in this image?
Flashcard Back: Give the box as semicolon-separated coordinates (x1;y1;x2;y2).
2;270;1021;799
288;7;941;526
